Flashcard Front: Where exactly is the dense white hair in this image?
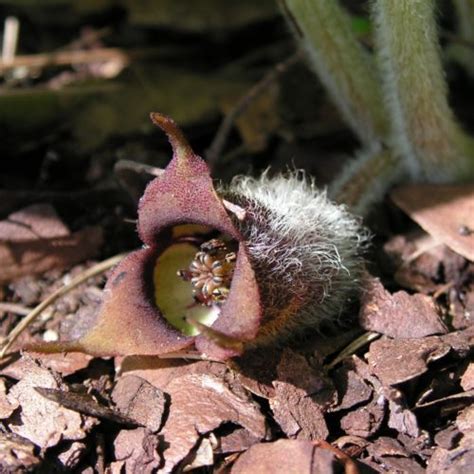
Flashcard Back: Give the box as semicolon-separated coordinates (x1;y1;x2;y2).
221;171;369;342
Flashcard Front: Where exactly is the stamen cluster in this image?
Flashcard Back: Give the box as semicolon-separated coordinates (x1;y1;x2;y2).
178;239;236;305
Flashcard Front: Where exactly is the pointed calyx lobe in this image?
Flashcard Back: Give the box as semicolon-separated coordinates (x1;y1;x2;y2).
26;112;261;361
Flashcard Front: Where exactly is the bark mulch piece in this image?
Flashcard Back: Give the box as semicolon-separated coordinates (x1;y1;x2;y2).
111;375;167;432
428;406;474;473
359;277;448;338
111;427;162;474
0;431;41;472
231;439;339;474
5;357;97;449
366;328;473;387
159;372;267;473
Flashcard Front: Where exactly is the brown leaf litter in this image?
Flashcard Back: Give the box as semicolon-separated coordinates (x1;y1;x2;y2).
111;427;162;474
111;375;167;432
359;276;448;338
0;195;473;472
269;349;334;441
231;438;361;474
0;203;103;283
367;328;473;386
383;230;468;294
391;183;474;261
3;357;96;449
158;372;267;473
0;431;40;472
427;405;474;472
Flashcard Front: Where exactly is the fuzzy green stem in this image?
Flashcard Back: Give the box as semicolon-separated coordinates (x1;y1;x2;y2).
281;0;387;145
372;0;474;182
329;146;401;216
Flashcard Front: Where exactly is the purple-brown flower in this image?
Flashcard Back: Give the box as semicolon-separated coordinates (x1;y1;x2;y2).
29;113;367;360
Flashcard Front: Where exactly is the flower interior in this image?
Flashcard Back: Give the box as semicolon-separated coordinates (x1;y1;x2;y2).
153;233;237;336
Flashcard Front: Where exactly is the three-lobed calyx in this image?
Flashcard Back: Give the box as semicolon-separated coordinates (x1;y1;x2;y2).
27;112;367;361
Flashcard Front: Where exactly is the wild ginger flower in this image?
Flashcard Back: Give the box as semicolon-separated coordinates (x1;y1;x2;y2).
30;113;368;360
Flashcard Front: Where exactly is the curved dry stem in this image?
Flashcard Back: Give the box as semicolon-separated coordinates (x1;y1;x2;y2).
0;252;127;359
325;331;380;370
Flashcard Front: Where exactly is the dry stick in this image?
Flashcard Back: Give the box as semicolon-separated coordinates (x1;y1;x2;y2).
0;302;31;316
0;47;130;74
206;51;302;169
326;331;380;370
2;16;19;64
0;253;127;359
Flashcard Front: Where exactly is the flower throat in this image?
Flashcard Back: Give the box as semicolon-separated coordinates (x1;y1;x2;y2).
177;238;237;306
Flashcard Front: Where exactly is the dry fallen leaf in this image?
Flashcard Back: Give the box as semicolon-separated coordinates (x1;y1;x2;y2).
269;350;333;440
0;203;103;283
331;364;373;411
35;387;138;427
340;398;385;438
385;388;420;438
218;427;261;454
367;336;452;386
0;431;40;472
57;441;87;471
270;384;329;440
183;436;214;471
0;377;19;419
391;183;474;261
232;346;280;399
6;358;96;449
111;375;167;432
427;406;474;473
359;277;448;338
384;231;447;293
118;356;227;391
461;363;474;391
363;436;426;472
231;439;339;474
159;372;266;473
27;351;93;377
113;427;161;474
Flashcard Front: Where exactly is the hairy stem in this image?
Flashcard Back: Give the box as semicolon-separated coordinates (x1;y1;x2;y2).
329;146;401;216
281;0;387;145
372;0;474;182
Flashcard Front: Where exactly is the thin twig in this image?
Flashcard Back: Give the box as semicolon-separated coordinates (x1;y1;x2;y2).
0;47;130;74
0;302;31;316
2;17;19;64
0;253;127;359
156;351;221;361
205;50;302;169
326;331;380;369
433;281;455;299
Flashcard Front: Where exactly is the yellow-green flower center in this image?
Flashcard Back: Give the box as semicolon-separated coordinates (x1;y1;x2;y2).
153;239;236;336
